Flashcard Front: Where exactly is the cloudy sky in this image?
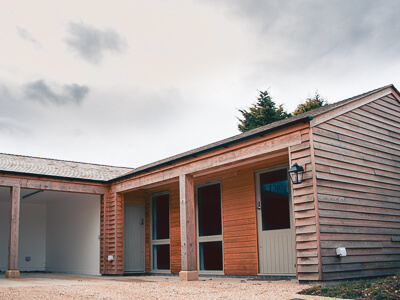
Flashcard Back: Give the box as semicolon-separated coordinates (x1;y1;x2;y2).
1;0;399;168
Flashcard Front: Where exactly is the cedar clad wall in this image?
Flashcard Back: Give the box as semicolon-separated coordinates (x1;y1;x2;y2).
290;127;321;281
312;94;400;280
194;154;289;276
101;192;124;274
124;183;181;274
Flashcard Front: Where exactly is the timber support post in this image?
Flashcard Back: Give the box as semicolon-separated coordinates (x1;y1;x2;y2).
179;174;198;281
6;185;21;279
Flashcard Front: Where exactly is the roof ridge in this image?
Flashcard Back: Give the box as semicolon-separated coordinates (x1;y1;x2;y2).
0;152;134;170
278;83;396;120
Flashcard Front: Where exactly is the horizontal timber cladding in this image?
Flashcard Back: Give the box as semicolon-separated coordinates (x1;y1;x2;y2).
289;127;321;281
123;182;181;274
194;152;289;276
312;94;400;281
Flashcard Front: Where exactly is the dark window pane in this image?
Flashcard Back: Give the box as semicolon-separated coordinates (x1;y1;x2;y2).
260;169;290;231
153;244;170;270
199;241;223;271
152;194;169;240
198;183;221;237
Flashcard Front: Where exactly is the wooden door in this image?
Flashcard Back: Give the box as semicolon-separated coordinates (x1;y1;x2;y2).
124;204;145;273
256;167;296;276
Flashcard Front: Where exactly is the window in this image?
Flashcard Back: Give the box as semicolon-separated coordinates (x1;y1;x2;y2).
259;168;290;231
197;182;223;272
151;192;170;271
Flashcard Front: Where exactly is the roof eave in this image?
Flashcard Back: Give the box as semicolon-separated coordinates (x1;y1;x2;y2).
0;170;110;183
112;115;313;182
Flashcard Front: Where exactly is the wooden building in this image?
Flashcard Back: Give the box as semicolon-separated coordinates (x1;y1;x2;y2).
1;84;399;281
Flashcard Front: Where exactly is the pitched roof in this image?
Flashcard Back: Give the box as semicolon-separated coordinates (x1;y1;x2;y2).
0;153;133;181
0;84;397;182
118;84;397;179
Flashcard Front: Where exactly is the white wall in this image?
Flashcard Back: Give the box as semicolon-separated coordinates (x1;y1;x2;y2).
19;203;47;271
0;202;47;272
0;202;9;271
46;194;100;275
0;190;100;275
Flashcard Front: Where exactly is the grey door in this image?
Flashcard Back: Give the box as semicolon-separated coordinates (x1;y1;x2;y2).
256;167;296;276
124;204;145;273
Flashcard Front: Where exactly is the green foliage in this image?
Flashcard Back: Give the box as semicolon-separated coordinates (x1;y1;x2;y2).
299;274;400;300
293;91;327;116
237;90;291;133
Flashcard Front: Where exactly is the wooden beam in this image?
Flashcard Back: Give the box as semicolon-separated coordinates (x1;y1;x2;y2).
6;185;21;278
308;127;323;281
115;132;301;193
0;174;107;194
179;174;197;278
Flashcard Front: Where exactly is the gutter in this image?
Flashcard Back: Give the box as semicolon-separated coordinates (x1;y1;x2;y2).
112;116;313;182
0;170;109;183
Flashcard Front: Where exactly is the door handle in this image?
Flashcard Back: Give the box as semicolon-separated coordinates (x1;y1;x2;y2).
139;218;144;225
257;201;261;210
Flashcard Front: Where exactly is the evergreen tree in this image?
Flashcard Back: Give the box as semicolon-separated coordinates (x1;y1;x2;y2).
237;90;291;133
293;92;327;116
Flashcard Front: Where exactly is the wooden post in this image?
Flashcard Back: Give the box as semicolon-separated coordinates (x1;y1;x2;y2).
6;185;21;279
179;174;198;281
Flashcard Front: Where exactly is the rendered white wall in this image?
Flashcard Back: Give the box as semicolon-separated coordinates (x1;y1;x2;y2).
19;203;47;271
46;194;100;275
0;202;9;271
0;202;47;272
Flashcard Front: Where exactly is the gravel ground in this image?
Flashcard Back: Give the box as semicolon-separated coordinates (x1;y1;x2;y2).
0;274;343;300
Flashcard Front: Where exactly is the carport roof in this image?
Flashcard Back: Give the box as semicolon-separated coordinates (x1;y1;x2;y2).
0;153;134;181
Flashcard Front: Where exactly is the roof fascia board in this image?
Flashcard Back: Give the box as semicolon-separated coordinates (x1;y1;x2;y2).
310;87;396;127
0;170;108;184
112;116;311;182
0;173;108;195
113;132;301;193
390;86;400;103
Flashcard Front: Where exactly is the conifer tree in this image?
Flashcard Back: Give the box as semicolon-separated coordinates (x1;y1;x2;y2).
293;92;327;116
237;90;291;133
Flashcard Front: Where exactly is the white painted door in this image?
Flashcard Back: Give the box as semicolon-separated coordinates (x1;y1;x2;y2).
124;205;145;273
256;167;296;276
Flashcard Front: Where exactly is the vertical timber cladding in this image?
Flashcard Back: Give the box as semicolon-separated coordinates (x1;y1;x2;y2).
194;153;289;276
123;182;181;274
289;127;321;281
101;192;117;274
101;191;125;275
312;94;400;280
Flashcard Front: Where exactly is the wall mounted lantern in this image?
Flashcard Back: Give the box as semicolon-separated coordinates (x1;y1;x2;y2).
288;163;304;184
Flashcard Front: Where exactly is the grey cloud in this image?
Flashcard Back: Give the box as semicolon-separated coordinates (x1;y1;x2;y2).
65;22;127;64
23;80;89;105
16;27;41;48
0;84;28;136
0;84;11;100
0;117;27;135
206;0;400;62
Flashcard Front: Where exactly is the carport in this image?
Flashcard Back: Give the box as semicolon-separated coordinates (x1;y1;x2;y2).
0;152;133;278
0;187;101;275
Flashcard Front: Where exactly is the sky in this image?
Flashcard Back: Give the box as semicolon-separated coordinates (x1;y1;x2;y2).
1;0;399;168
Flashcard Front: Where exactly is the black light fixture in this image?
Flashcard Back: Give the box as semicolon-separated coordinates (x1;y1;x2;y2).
288;163;304;184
